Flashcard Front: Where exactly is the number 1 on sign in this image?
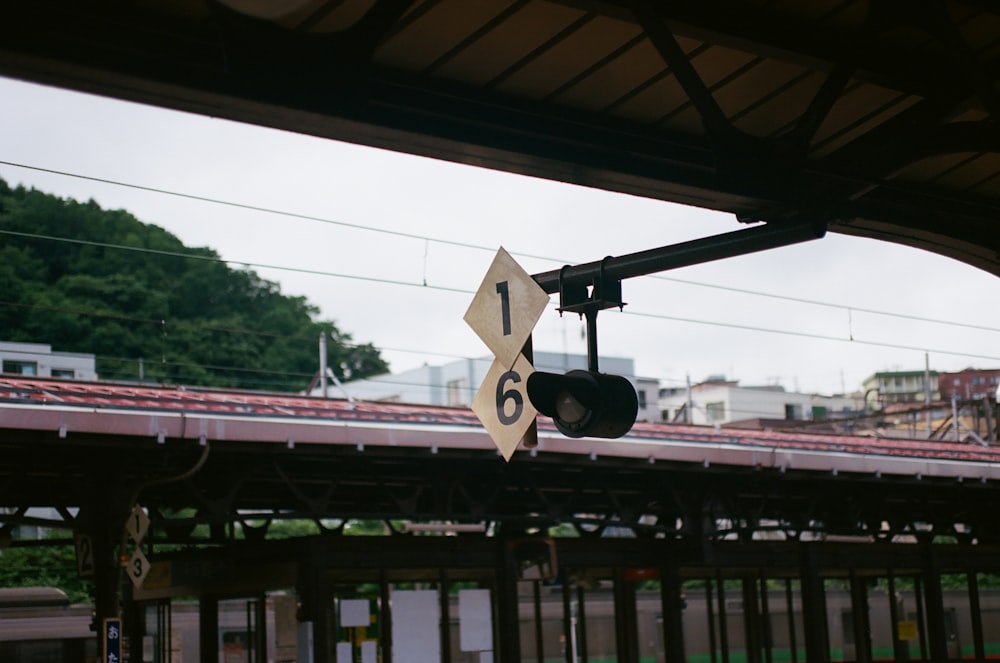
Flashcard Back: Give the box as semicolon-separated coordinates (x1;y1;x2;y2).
496;281;511;336
464;247;548;370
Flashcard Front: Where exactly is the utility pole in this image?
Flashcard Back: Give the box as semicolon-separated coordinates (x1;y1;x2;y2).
686;374;694;425
924;353;932;436
319;333;328;398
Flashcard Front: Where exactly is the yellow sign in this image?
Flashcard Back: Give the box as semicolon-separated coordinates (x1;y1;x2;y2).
897;620;918;641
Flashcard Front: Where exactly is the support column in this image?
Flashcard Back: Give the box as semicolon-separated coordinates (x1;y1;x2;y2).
82;477;131;655
254;593;268;663
659;555;686;662
380;570;393;663
562;575;576;663
849;571;872;663
613;568;639;663
90;519;119;637
741;574;763;663
887;571;909;661
439;569;452;663
496;539;522;663
969;570;985;661
799;544;828;662
200;595;219;663
121;581;144;663
298;541;332;662
922;545;949;662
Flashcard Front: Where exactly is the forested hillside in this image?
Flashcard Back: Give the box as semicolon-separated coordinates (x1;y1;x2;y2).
0;178;387;390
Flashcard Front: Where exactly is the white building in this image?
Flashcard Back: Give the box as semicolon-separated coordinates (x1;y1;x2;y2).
861;370;939;408
0;341;97;380
311;351;661;422
659;378;863;426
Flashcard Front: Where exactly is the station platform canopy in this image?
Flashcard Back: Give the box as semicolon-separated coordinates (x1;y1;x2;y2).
1;0;998;273
3;376;1000;545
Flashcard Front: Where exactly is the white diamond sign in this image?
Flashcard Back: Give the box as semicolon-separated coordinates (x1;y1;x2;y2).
465;248;549;459
127;547;150;589
471;353;538;461
464;247;549;369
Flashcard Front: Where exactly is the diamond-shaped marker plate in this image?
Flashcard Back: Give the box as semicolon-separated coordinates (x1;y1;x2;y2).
127;547;150;589
471;354;537;461
126;504;149;544
464;247;549;369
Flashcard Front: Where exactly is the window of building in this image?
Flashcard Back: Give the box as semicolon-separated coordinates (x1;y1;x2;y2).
784;403;803;420
2;360;37;376
51;369;75;379
706;401;725;422
446;378;466;407
637;390;647;409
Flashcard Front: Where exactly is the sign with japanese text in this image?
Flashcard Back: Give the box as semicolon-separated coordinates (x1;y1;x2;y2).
103;617;122;663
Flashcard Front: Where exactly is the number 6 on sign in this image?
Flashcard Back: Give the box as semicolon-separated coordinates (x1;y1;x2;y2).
495;369;523;425
471;354;538;461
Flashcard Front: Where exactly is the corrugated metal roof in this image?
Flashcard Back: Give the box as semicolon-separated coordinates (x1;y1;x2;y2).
1;376;998;480
2;0;998;272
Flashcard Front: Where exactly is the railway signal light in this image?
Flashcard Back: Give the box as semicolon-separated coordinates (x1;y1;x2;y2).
527;369;638;439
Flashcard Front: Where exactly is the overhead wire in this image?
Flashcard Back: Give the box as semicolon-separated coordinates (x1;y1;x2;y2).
2;226;999;372
4;160;999;334
3;161;1000;389
0;229;471;295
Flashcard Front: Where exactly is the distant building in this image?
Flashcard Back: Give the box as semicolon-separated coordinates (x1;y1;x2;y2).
658;377;863;426
938;368;1000;401
0;341;97;380
861;370;939;409
309;351;661;422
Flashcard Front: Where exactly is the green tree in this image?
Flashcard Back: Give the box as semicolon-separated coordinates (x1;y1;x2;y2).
0;178;388;390
0;544;93;604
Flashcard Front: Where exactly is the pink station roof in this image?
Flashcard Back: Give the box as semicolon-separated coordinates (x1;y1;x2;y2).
1;376;999;482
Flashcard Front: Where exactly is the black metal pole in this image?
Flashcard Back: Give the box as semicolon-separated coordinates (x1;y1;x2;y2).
562;576;575;663
531;221;826;294
969;570;985;662
799;544;828;662
585;309;599;371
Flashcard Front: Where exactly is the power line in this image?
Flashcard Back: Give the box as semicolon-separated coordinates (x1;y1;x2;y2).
623;309;1000;363
647;274;1000;335
4;160;999;335
0;229;472;295
5;162;1000;392
0;160;492;253
0;299;481;366
1;228;999;370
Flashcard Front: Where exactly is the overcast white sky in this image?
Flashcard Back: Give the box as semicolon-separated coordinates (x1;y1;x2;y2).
2;75;1000;396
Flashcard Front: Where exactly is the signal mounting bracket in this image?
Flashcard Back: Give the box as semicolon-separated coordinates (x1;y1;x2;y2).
537;222;827;374
556;257;624;372
556;256;625;316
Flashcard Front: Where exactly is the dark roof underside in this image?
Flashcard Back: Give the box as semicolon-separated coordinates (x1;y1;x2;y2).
1;0;998;272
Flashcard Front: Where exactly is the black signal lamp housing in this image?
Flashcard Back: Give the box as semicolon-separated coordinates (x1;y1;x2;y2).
527;369;638;439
